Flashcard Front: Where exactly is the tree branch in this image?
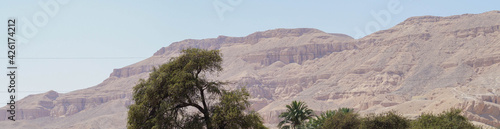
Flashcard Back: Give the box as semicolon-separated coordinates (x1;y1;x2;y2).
174;102;204;114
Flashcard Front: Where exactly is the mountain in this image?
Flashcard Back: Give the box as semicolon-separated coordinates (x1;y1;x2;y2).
1;11;500;128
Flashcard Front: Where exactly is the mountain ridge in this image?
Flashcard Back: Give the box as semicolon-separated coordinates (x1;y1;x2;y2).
1;11;500;128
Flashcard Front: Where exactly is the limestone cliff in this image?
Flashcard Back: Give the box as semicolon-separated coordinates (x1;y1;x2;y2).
2;11;500;128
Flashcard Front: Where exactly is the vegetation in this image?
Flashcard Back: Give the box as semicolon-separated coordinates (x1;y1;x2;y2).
127;48;266;129
304;108;354;129
279;101;481;129
212;88;267;129
360;111;410;129
322;110;361;129
410;108;479;129
278;101;314;129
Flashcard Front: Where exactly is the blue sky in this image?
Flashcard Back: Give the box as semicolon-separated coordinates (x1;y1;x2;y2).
0;0;499;102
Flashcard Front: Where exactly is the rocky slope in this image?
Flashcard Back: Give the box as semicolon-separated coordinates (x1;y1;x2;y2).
1;11;500;128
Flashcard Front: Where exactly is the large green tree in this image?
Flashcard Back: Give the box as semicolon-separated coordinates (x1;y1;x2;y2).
127;48;265;129
212;88;267;129
278;101;314;129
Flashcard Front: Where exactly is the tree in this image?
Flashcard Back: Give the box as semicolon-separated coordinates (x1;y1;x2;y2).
212;88;267;129
305;108;354;129
127;48;265;129
278;101;314;129
410;108;479;129
321;111;361;129
304;110;335;129
360;111;410;129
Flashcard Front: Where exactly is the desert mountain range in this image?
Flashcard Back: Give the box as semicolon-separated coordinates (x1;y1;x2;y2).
1;11;500;128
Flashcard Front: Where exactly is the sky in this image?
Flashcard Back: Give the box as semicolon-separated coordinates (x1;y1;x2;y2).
0;0;499;103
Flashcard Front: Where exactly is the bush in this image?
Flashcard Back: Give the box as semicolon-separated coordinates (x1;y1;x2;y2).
410;108;479;129
360;111;410;129
305;108;354;129
322;112;361;129
281;103;478;129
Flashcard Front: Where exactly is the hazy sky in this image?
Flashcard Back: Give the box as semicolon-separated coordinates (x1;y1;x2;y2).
0;0;499;103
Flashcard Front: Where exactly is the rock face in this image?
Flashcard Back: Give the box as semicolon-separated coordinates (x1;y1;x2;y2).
2;11;500;128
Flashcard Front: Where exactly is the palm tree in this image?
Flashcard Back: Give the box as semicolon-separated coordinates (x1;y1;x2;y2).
304;110;336;129
278;101;314;129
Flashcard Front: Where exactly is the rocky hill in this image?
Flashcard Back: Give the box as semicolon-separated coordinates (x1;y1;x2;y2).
1;11;500;128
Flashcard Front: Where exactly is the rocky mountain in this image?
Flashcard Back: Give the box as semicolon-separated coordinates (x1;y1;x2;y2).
1;11;500;128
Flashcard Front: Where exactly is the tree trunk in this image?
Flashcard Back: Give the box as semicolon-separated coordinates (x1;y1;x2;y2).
204;112;213;129
200;87;212;129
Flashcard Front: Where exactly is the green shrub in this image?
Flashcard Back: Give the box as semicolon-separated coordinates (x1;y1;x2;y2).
410;108;479;129
360;111;410;129
305;108;354;129
322;112;361;129
283;105;479;129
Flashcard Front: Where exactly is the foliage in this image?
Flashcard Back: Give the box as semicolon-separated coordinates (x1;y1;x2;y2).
360;111;410;129
410;108;479;129
278;101;315;129
304;108;354;129
277;101;480;129
303;110;335;129
212;88;268;129
337;108;354;114
127;48;265;129
321;111;361;129
179;113;205;129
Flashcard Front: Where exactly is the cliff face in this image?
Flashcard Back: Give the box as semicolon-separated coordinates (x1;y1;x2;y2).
2;11;500;128
241;42;357;66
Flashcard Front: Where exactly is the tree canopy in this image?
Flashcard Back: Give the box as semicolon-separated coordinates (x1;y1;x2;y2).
410;108;479;129
278;101;314;129
278;101;480;129
212;88;267;129
127;48;266;129
305;108;354;129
